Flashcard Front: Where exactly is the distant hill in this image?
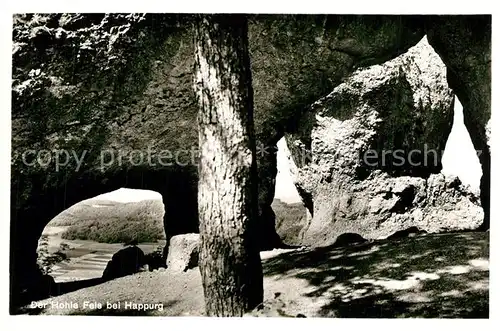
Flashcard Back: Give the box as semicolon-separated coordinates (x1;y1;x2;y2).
48;199;165;243
272;199;309;246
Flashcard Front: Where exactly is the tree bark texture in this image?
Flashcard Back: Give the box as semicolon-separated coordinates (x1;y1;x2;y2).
193;14;264;317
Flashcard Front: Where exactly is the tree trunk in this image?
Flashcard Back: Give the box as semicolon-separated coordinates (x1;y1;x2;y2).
193;14;264;317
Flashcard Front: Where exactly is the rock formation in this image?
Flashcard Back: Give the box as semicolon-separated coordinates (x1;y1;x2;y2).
426;16;492;229
284;37;484;246
102;245;146;281
10;14;490;308
166;234;200;272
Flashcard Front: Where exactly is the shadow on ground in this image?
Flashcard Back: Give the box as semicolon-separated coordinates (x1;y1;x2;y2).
54;278;106;296
262;231;489;318
14;245;154;315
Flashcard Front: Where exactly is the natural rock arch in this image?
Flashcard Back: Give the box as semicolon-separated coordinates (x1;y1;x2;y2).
426;16;491;229
280;36;484;246
10;14;490;308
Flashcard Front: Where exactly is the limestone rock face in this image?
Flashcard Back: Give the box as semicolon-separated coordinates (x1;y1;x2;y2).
285;37;483;246
102;246;146;281
11;15;425;300
166;234;200;272
426;15;491;229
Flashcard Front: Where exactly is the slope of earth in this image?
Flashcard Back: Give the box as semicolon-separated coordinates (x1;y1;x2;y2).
21;231;488;318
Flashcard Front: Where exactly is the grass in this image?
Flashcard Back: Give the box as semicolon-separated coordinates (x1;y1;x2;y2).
55;199;165;243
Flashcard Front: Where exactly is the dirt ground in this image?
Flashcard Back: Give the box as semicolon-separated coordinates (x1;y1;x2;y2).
22;231;489;318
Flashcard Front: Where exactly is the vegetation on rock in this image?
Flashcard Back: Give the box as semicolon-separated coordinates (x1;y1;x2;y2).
37;235;70;275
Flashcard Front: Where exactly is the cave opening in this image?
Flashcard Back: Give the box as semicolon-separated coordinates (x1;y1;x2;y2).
441;96;483;193
271;94;485;247
36;188;166;284
271;137;312;246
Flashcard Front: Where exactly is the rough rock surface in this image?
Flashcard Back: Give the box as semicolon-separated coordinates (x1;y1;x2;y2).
285;37;483;246
102;246;146;281
11;14;426;305
166;234;200;272
426;16;491;229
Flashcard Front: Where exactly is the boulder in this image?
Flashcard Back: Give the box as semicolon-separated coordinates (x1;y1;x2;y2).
331;233;368;248
386;226;427;241
102;246;146;281
166;234;200;272
285;37;484;246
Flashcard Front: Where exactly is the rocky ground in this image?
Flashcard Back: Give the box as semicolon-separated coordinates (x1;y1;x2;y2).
21;231;489;318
